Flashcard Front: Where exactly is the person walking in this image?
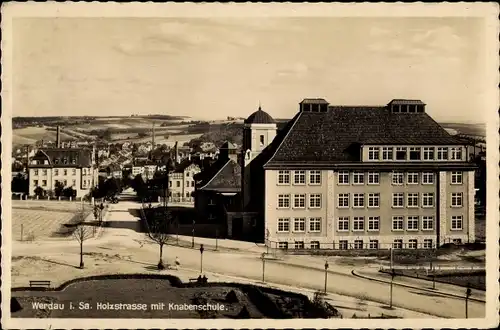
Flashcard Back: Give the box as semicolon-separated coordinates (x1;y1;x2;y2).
175;256;181;270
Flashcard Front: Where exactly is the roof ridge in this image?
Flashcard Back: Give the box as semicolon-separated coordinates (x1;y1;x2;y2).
264;111;302;167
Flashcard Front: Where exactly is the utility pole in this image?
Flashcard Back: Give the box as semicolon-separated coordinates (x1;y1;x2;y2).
199;244;204;274
389;268;396;308
390;247;394;270
261;252;266;282
192;220;195;248
465;283;472;318
324;260;329;294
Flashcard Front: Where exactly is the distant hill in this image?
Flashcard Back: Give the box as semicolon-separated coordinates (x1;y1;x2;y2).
439;122;486;137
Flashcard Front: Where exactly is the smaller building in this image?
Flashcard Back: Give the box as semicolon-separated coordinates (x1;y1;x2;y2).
168;160;201;203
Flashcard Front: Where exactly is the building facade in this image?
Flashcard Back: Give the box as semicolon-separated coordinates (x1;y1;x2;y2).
168;162;201;203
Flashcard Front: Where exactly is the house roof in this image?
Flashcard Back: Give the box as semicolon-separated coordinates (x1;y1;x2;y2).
220;141;237;150
300;98;329;104
31;148;92;167
198;159;241;191
265;105;469;167
388;99;426;105
173;159;200;173
244;107;276;124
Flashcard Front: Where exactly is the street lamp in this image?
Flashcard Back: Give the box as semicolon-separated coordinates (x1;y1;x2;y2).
465;283;472;318
199;244;204;274
389;268;396;308
324;260;329;293
261;252;266;282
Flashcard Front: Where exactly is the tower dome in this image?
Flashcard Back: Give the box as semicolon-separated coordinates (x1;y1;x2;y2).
244;106;276;124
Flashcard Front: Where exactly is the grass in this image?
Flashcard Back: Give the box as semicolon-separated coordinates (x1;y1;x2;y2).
13;127;75;146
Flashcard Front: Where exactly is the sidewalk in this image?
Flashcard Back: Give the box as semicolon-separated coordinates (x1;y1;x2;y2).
352;267;486;302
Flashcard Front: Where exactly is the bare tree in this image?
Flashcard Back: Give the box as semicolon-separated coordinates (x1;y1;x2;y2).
72;210;93;269
144;205;172;270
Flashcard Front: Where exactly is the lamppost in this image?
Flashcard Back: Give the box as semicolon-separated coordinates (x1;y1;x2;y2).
199;244;204;274
389;268;396;308
192;220;196;248
465;283;472;318
324;260;329;294
215;228;219;251
261;252;266;282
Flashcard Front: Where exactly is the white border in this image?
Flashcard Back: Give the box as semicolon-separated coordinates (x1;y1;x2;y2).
2;2;499;329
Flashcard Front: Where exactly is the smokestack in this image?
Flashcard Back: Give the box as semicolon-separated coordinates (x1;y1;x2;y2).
152;122;155;148
26;146;30;170
56;126;61;148
174;141;179;164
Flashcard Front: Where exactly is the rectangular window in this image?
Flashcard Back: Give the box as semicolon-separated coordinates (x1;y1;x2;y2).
42;169;47;176
408;239;418;249
423;239;433;249
450;147;462;160
309;194;322;208
423;147;435;160
293;218;306;232
259;135;265;146
367;172;380;184
451;193;463;207
407;193;419;208
338;171;349;185
392;193;404;208
293;194;306;208
72;168;76;175
338;240;348;250
368;193;380;208
451;171;463;184
437;147;448;160
278;242;288;250
422;172;434;184
409;147;421;160
82;168;85;175
277;194;290;208
310;241;320;249
63;169;68;176
393;239;403;249
422;216;434;230
294;241;305;249
368;216;380;231
368;147;380;160
309;170;321;185
277;218;290;232
451;216;463;230
382;147;393;160
352;172;364;184
407;216;419;231
34;169;39;175
41;180;46;186
407;172;419;184
369;240;379;249
395;147;407;160
338;193;350;208
354;240;364;249
176;181;180;187
72;179;76;186
453;238;463;245
422;193;434;208
353;217;365;231
293;170;306;185
392;216;404;231
63;180;67;186
392;171;404;185
309;217;322;232
54;169;59;176
338;217;349;231
353;193;365;208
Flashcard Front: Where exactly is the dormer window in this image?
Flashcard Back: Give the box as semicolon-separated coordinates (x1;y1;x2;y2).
54;159;59;164
300;99;330;112
389;100;426;114
396;147;407;160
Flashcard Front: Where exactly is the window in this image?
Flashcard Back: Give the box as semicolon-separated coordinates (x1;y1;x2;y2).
278;242;288;250
382;147;393;160
310;241;320;249
338;240;348;250
392;171;404;185
277;170;290;185
338;217;349;231
422;172;434;184
437;147;448;160
353;172;364;184
451;193;463;207
41;180;47;186
451;216;463;230
259;135;265;146
293;218;306;232
409;147;421;160
367;172;379;184
309;170;321;185
309;217;322;232
309;194;322;208
63;169;68;176
277;218;290;232
54;169;59;176
353;217;364;231
338;171;350;184
392;193;404;208
407;172;419;184
368;147;380;160
169;181;172;187
392;216;404;231
176;181;180;187
422;216;434;230
423;239;433;249
368;193;380;208
396;147;407;160
369;240;379;249
422;193;434;207
407;193;419;208
293;170;306;185
72;168;76;175
407;216;419;231
72;179;76;186
294;241;305;249
408;239;418;249
354;240;364;249
277;194;290;208
423;147;435;160
451;171;463;184
452;238;463;245
186;172;190;177
393;239;403;249
338;193;350;208
63;180;67;186
368;216;380;231
293;194;306;208
42;169;47;176
450;147;462;160
34;169;39;175
353;193;365;208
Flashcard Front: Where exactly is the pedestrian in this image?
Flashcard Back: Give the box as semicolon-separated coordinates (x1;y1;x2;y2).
175;256;180;270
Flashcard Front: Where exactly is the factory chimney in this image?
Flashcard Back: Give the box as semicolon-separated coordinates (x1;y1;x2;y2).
56;126;61;148
152;122;156;148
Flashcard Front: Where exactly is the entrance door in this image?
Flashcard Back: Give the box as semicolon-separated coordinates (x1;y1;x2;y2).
232;217;243;239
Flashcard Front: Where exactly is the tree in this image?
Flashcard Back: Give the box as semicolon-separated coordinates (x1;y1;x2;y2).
34;186;46;198
72;211;93;269
144;205;173;270
11;173;28;193
54;181;65;197
63;187;77;198
131;174;146;198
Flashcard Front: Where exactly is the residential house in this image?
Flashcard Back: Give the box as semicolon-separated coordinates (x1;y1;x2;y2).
168;160;201;203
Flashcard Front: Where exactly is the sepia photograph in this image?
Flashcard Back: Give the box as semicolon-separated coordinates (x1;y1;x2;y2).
1;2;499;329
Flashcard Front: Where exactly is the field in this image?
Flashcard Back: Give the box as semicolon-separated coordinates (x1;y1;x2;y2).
13;127;75;146
439;122;486;137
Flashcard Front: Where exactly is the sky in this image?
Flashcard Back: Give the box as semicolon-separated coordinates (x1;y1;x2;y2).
12;17;489;123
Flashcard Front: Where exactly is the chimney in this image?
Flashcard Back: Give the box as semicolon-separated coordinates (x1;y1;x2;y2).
26;146;30;170
56;126;61;148
174;141;179;164
152;122;156;148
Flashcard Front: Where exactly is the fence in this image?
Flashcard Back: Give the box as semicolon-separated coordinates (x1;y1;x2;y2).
265;240;437;251
12;193;92;203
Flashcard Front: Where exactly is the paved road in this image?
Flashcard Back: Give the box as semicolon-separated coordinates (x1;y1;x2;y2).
12;194;486;319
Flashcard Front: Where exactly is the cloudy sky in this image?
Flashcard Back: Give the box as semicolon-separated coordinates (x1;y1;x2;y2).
12;17;488;122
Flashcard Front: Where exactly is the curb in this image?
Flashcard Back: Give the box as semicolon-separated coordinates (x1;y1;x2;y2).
351;269;485;303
